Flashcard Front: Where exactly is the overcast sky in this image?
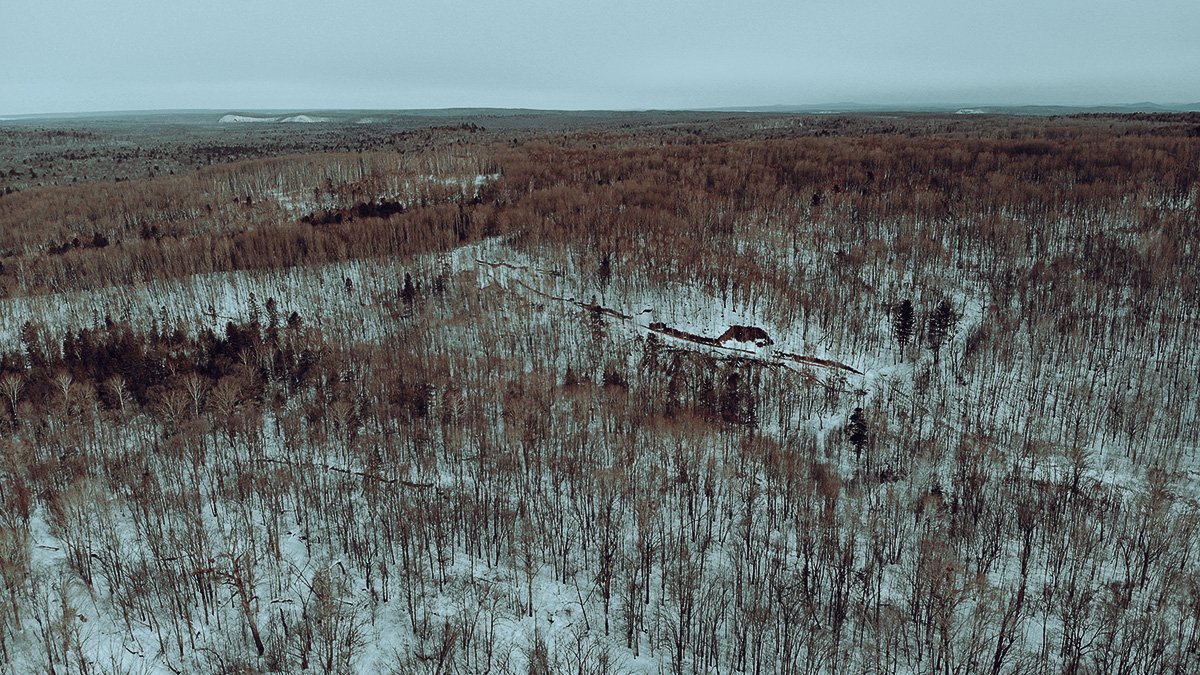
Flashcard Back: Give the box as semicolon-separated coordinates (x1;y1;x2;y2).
1;0;1197;115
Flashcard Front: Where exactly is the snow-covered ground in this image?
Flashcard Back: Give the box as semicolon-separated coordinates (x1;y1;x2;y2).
218;114;333;124
218;114;278;124
2;231;1197;674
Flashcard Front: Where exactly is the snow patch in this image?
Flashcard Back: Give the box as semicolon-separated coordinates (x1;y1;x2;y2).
218;114;278;124
218;113;332;124
279;114;330;123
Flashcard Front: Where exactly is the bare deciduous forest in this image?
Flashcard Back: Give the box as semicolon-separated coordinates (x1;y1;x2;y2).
0;110;1198;673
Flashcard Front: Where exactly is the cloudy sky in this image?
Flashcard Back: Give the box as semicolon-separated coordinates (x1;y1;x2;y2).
1;0;1197;115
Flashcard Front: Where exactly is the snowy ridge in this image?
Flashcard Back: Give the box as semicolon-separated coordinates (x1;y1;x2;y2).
218;113;333;124
218;114;278;124
278;114;331;123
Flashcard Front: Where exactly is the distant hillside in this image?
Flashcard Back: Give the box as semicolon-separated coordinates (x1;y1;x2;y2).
705;101;1200;115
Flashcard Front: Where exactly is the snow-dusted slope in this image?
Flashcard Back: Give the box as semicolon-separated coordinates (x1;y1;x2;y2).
278;114;330;123
218;113;332;124
217;114;279;123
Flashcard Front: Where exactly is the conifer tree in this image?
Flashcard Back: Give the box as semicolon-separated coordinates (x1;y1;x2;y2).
892;299;915;361
847;407;868;461
927;299;958;364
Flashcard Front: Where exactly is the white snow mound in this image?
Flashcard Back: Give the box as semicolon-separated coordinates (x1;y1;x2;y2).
218;114;331;124
279;114;330;123
218;114;278;124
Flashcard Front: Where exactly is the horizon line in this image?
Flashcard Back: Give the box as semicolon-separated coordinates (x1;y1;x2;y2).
3;100;1200;119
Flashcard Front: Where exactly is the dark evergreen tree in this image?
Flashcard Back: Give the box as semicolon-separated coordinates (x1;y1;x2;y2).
602;362;628;389
720;371;742;424
697;373;716;418
927;299;958;363
847;407;868;461
562;366;581;388
401;272;417;308
892;298;915;360
588;303;606;345
19;321;45;369
597;250;612;300
639;333;662;372
265;297;280;343
247;292;260;329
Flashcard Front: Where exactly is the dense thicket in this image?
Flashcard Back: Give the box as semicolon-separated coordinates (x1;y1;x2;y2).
0;113;1197;673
